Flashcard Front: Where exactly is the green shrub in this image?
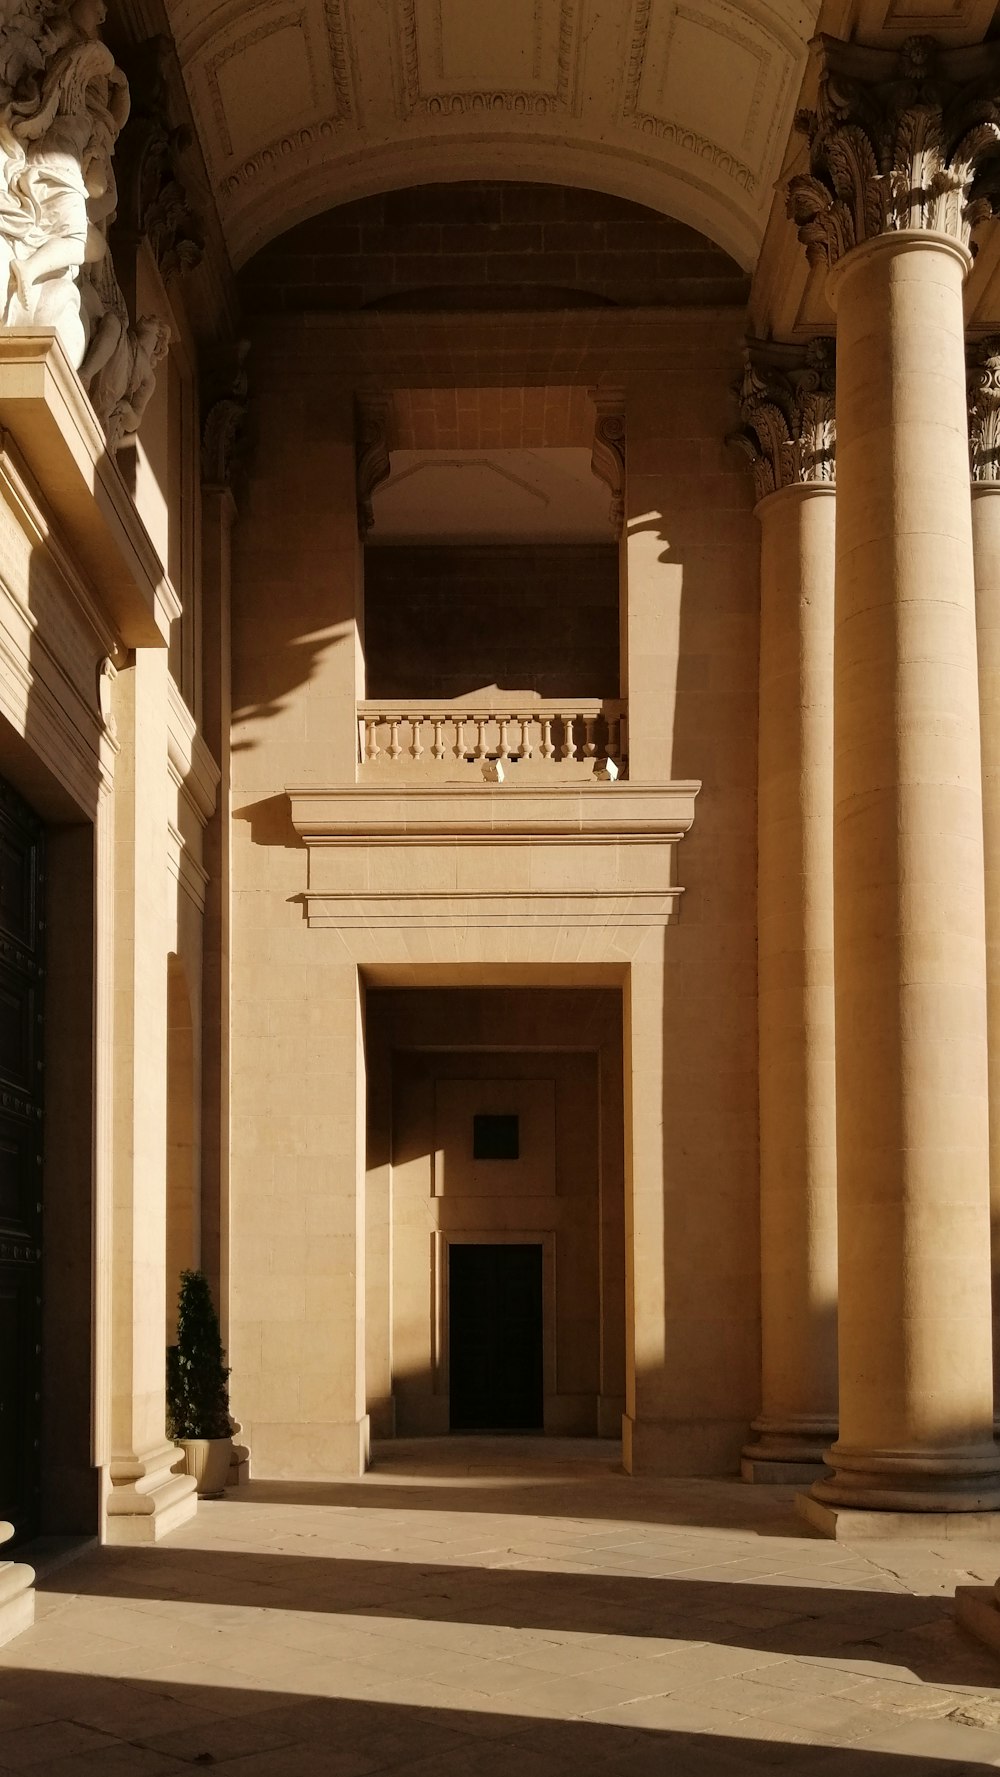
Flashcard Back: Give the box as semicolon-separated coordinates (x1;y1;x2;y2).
166;1269;232;1440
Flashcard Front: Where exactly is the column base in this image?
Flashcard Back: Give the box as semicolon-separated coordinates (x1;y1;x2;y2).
0;1524;33;1648
741;1416;837;1485
955;1586;1000;1654
799;1493;1000;1542
809;1441;1000;1513
104;1442;198;1545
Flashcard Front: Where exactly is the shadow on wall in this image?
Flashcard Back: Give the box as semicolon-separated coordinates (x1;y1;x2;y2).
626;365;762;1474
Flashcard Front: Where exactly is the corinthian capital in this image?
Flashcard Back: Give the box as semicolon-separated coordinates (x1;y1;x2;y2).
787;34;1000;269
969;339;1000;481
730;339;836;504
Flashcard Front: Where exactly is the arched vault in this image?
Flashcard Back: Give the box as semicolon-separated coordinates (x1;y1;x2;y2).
163;0;822;270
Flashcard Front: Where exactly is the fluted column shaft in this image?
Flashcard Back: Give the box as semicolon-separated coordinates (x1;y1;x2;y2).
813;231;999;1511
743;481;838;1480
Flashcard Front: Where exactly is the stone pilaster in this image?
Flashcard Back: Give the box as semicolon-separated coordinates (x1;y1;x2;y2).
788;36;1000;1532
968;339;1000;1437
731;342;839;1483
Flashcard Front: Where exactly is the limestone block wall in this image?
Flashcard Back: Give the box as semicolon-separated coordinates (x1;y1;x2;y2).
229;318;759;1478
229;370;369;1477
623;366;761;1473
363;543;619;700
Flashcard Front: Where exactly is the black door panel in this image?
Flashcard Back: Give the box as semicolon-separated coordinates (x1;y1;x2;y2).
449;1244;543;1432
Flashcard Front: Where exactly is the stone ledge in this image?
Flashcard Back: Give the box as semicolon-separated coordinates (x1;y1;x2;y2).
288;781;700;839
796;1491;1000;1541
0;331;179;647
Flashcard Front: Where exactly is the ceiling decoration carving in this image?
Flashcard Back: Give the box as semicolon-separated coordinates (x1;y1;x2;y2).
162;0;824;268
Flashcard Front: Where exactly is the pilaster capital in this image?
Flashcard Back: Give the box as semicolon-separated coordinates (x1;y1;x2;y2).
787;34;1000;270
730;339;836;504
969;337;1000;481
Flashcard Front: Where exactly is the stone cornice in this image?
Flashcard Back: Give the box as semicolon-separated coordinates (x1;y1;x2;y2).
787;34;1000;269
969;337;1000;481
730;339;836;502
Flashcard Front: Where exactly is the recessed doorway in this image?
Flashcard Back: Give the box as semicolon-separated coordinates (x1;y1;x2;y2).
449;1243;543;1432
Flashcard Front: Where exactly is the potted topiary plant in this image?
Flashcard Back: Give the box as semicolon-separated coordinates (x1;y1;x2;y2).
166;1269;233;1498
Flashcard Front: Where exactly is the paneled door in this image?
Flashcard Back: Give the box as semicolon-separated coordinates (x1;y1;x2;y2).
0;779;44;1541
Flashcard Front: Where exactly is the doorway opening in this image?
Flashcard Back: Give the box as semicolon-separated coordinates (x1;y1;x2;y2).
364;984;625;1445
449;1242;544;1432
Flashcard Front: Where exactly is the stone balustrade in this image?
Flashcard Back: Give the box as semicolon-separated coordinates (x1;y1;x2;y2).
357;700;627;779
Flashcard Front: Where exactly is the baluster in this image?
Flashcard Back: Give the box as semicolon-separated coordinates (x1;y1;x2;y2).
518;714;532;760
431;718;446;761
473;717;487;760
582;716;597;760
454;715;466;759
366;717;381;762
561;712;576;762
387;717;402;762
540;716;554;761
410;716;424;762
497;715;511;762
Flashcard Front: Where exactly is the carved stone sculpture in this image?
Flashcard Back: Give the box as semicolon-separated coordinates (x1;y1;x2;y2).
787;35;1000;267
202;339;250;490
355;393;392;539
590;390;626;539
969;338;1000;482
730;339;836;504
0;0;171;451
114;37;203;285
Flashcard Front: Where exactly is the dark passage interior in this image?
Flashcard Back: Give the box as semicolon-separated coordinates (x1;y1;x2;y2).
449;1244;544;1432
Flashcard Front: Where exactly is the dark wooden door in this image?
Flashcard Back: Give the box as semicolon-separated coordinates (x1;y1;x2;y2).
0;780;44;1541
449;1244;543;1431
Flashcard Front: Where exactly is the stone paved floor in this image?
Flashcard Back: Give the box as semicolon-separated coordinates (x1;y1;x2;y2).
6;1440;1000;1773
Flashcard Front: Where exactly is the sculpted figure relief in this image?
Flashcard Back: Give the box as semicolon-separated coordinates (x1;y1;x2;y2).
0;0;169;449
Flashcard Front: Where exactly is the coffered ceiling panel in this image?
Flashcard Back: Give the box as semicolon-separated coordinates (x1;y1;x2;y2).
164;0;823;269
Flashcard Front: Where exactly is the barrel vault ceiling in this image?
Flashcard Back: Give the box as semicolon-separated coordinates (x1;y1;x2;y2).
162;0;829;269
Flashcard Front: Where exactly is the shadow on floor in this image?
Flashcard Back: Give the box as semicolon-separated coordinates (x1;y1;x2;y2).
0;1667;992;1776
37;1545;982;1688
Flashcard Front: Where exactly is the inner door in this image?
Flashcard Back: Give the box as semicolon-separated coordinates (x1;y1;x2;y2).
449;1243;543;1431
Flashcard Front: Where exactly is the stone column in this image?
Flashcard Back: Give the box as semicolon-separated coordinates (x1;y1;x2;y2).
788;34;1000;1527
105;649;197;1542
968;341;1000;1428
731;343;839;1483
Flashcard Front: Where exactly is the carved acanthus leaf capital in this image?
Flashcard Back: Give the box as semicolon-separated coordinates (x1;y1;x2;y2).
787;34;1000;269
590;390;625;539
969;337;1000;481
730;339;836;503
355;393;392;539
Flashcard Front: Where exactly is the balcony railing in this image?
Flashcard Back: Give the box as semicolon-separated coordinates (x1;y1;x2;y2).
357;699;627;779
